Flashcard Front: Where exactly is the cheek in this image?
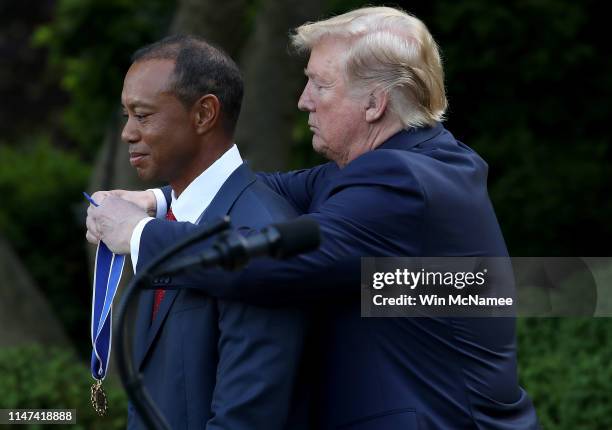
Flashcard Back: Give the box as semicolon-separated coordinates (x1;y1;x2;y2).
326;114;360;151
324;114;348;136
139;130;168;168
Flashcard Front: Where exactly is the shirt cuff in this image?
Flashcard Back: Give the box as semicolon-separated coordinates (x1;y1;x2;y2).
149;188;168;219
130;216;155;273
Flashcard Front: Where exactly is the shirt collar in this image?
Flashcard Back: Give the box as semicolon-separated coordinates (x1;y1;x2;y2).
170;144;243;223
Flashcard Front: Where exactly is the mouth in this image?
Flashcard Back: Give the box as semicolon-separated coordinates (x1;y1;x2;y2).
129;152;149;167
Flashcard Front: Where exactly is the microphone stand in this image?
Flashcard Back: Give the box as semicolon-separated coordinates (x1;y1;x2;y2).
114;216;231;430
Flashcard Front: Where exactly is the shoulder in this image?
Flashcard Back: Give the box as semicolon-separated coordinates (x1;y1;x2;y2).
230;179;299;228
339;127;487;191
280;162;338;190
332;149;424;196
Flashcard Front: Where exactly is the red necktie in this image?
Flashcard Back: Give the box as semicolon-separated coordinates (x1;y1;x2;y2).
151;207;177;321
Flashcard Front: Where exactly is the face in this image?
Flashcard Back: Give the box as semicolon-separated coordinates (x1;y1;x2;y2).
298;38;368;166
121;59;199;184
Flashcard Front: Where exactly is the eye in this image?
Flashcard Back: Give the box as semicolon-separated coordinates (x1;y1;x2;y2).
307;79;323;91
312;79;322;89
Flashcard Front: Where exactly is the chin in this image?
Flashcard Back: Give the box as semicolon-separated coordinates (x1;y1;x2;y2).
313;141;338;163
312;139;328;157
135;167;155;182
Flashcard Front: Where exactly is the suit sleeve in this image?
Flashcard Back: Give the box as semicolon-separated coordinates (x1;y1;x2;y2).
139;154;425;305
206;301;304;429
219;177;424;304
256;163;331;214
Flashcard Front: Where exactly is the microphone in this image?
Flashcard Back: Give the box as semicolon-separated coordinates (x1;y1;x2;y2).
155;217;320;275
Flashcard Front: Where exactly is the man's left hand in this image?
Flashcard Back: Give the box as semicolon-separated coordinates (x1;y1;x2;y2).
86;196;149;254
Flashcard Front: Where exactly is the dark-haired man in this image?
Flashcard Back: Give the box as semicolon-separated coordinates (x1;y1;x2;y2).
86;35;304;429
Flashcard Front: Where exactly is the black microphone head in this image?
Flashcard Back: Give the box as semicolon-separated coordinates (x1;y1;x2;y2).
269;217;320;258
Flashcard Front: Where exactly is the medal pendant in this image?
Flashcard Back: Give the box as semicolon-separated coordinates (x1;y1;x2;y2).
91;379;108;416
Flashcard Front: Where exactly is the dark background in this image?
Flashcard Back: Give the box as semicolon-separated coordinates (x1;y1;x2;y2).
0;0;610;428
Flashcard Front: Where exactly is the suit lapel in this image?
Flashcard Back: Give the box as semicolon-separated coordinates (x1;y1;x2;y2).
136;163;256;370
137;289;179;370
197;163;256;225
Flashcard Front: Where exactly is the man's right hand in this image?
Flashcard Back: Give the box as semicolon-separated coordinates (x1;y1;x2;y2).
91;189;157;217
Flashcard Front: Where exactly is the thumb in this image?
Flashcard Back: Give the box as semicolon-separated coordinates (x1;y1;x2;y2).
91;190;111;204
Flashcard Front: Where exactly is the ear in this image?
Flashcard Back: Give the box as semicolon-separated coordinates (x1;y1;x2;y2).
193;94;221;134
365;90;389;123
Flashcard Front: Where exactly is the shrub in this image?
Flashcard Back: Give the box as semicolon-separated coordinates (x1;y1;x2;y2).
0;344;127;429
0;139;91;349
518;318;612;429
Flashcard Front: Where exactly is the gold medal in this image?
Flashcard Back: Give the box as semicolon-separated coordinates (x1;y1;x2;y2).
91;379;108;416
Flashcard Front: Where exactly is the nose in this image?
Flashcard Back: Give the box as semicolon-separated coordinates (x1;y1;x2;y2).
121;116;140;144
298;82;314;112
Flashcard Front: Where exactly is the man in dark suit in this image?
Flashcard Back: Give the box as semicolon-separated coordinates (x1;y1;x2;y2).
88;7;539;430
86;35;304;429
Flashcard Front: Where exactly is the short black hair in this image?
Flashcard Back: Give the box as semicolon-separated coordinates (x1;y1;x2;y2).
131;35;243;135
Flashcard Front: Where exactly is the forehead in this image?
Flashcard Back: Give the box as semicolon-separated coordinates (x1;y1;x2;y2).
122;59;176;106
306;38;349;78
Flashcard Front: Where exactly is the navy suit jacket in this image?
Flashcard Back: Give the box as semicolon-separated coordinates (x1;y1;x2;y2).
145;124;539;429
128;164;304;430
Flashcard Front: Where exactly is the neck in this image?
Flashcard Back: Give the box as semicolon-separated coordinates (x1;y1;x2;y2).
170;137;233;197
338;119;404;168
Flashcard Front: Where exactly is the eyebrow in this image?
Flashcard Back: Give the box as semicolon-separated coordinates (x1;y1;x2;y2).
303;68;317;78
121;99;156;110
304;68;332;83
304;69;337;88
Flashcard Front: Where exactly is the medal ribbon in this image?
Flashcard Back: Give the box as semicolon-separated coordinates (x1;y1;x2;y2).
86;192;125;382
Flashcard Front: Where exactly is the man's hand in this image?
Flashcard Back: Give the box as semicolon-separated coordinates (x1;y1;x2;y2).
91;189;158;217
86;196;149;254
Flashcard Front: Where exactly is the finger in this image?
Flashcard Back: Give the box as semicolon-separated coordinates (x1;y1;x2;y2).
86;213;100;240
91;191;111;205
86;205;101;226
86;230;99;245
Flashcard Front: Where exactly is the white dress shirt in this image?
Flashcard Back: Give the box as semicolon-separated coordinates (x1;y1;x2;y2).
130;144;243;272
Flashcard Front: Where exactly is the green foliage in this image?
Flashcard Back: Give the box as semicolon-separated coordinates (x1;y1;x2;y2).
32;0;174;158
426;0;611;255
0;2;65;143
0;139;89;243
518;319;612;429
0;344;127;429
0;139;91;347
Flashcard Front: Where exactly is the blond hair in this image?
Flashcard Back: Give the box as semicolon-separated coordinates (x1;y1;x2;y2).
292;7;447;128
